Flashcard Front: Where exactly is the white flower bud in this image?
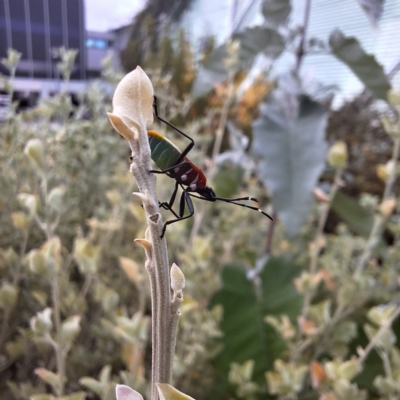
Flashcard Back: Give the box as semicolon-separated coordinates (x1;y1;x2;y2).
62;315;81;344
0;282;18;308
17;193;39;216
24;139;44;170
30;308;53;335
328;141;348;169
112;66;154;130
28;249;48;275
171;263;185;292
47;186;66;212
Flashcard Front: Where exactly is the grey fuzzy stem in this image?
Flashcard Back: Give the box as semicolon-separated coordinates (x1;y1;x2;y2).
128;120;172;398
168;290;183;381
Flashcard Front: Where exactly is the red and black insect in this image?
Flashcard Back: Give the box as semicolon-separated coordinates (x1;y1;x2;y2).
149;96;272;238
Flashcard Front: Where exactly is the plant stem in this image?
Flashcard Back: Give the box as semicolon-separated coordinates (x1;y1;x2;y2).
299;167;342;324
358;306;400;364
295;0;312;73
52;274;65;397
126;118;171;399
39;173;65;396
354;134;400;277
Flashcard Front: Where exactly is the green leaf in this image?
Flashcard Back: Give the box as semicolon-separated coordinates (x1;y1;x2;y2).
191;45;228;97
210;257;302;384
261;0;291;27
234;26;285;60
252;95;328;236
212;162;244;198
356;0;385;25
329;29;391;100
192;27;284;97
331;190;374;237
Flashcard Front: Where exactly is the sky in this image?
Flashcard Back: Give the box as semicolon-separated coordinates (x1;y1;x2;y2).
85;0;145;32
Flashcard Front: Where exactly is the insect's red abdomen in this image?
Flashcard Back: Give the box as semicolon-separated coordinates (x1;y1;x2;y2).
170;158;207;190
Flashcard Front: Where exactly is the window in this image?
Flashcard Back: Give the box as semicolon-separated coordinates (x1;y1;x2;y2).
85;38;110;49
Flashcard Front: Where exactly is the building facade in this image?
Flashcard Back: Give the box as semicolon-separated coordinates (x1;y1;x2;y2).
0;0;86;80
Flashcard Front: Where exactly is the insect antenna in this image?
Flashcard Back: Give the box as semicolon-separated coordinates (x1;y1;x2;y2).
189;193;273;220
215;197;273;220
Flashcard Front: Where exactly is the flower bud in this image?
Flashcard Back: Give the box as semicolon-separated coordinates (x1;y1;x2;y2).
4;247;18;266
73;238;99;275
24;138;44;171
0;282;18;308
111;66;154;131
28;249;47;275
376;160;396;182
11;212;30;230
388;89;400;106
379;198;397;216
47;186;66;212
62;315;81;344
171;263;185;292
42;237;62;274
30;308;53;335
17;193;39;216
328;141;348;169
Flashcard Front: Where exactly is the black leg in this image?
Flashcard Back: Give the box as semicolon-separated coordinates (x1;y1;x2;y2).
153;96;194;164
160;190;194;238
159;181;180;219
149;161;191;175
188;193;273;221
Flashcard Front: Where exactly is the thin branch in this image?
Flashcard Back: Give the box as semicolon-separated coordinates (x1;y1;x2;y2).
298;167;343;326
354;134;400;277
294;0;312;73
358;307;400;364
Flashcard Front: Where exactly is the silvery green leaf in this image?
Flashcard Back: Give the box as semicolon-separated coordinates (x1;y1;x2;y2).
252;95;328;236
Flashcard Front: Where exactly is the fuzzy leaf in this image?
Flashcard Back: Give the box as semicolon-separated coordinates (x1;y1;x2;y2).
60;392;86;400
79;377;103;396
99;364;112;384
261;0;291;26
356;0;385;25
210;257;302;384
30;395;55;400
252;95;328;236
34;368;61;391
157;383;195;400
331;190;374;237
329;29;391;100
115;384;144;400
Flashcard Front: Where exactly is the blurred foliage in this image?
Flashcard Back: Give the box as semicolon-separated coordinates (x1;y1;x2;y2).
2;0;400;399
